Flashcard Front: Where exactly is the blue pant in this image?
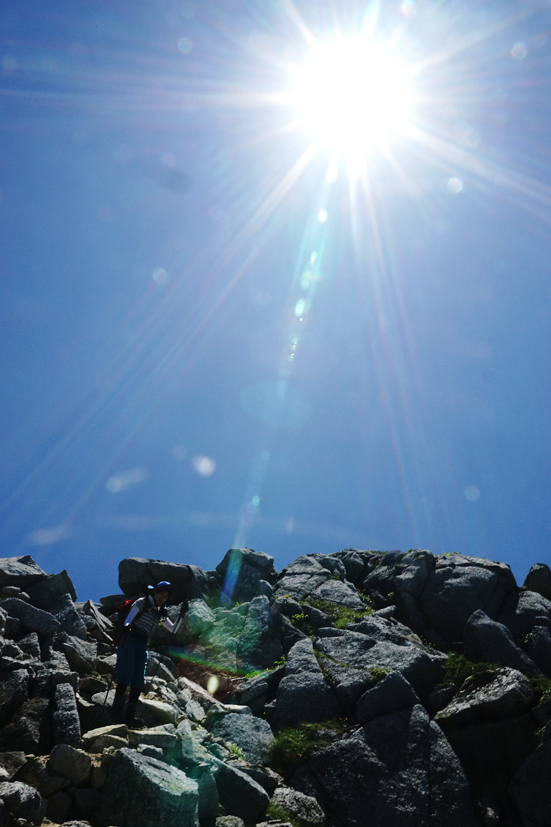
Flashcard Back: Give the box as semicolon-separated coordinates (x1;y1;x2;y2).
116;631;148;691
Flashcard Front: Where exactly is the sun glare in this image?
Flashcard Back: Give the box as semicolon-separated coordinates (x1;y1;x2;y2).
291;38;412;164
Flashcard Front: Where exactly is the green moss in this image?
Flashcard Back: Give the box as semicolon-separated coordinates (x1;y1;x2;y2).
314;650;390;688
302;598;373;629
437;653;499;691
268;719;348;774
267;801;301;827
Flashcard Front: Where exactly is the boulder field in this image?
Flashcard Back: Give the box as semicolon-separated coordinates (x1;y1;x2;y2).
0;548;550;827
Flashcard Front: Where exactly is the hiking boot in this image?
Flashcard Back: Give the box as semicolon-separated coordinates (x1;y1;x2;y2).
110;694;125;723
124;702;144;729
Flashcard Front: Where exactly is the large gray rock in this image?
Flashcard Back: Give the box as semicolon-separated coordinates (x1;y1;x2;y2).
355;671;419;723
309;578;364;608
119;557;215;603
526;625;551;677
309;704;476;827
25;570;76;611
97;748;199;827
216;548;276;602
0;697;52;753
274;556;331;600
441;713;536;809
0;781;46;824
275;638;339;728
236;596;284;670
524;563;551;602
187;763;218;820
128;729;175;749
50;593;87;639
389;550;438;637
53;683;81;746
510;738;551;827
463;610;539;673
498;589;551;645
216;819;245;827
213;761;269;824
315;615;447;707
417;554;517;645
58;632;97;673
184;599;215;638
435;668;533;726
12;755;69;798
0;597;60;636
0;556;46;589
48;744;91;786
359;551;407;608
327;549;371;584
210;713;274;765
271;787;325;827
18;632;41;660
0;669;29;727
275;555;364;608
81;599;113;636
45;791;72;824
0;753;26;782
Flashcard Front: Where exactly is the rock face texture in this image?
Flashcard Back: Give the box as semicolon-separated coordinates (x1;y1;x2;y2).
0;548;550;827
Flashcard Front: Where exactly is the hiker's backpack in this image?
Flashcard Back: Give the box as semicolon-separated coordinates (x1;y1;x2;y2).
112;597;148;646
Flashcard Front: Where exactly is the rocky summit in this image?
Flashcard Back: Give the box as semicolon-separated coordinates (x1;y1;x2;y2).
0;549;551;827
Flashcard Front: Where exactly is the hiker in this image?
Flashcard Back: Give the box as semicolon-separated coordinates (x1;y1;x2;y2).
112;580;183;726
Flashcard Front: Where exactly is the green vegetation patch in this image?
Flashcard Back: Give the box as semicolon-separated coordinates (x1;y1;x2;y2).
527;674;551;702
268;719;349;774
267;801;300;827
313;649;391;689
302;598;373;629
289;612;315;637
437;653;499;691
226;742;247;761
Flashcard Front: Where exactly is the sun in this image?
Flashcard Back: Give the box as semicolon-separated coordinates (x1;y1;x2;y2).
290;37;412;166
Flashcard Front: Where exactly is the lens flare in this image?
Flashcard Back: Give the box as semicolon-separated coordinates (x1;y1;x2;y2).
291;38;412;159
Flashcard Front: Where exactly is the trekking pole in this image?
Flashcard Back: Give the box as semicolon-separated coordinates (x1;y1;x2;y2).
103;673;113;706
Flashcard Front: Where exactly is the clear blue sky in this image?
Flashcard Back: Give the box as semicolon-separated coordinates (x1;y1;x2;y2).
1;0;550;601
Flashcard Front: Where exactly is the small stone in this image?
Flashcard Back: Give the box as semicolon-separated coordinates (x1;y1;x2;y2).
82;724;128;745
138;698;179;725
79;676;109;696
271;787;325;827
46;790;72;824
0;586;22;598
90;734;129;753
0;780;47;824
127;730;176;749
0;752;26;782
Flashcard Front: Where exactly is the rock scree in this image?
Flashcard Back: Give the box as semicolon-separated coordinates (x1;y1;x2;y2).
0;548;550;827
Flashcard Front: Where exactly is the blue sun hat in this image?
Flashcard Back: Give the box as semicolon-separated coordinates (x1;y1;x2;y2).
153;581;171;592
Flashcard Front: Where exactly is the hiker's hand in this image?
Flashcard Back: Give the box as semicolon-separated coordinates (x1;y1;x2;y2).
178;600;189;618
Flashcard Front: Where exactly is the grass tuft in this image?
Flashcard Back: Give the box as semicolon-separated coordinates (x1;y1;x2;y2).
268;719;349;774
527;674;551;702
302;598;373;629
437;652;499;691
267;800;300;827
226;742;247;761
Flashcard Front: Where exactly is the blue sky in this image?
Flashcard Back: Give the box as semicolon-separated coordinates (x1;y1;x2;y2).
1;0;550;601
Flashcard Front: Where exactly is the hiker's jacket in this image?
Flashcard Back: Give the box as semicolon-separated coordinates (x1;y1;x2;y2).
124;596;176;642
